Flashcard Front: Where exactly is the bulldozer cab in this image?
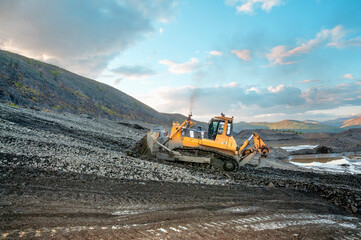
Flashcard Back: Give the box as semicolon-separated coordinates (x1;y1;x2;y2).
208;116;233;140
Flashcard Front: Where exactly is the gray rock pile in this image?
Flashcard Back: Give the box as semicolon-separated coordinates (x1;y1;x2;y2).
0;103;233;186
318;128;361;153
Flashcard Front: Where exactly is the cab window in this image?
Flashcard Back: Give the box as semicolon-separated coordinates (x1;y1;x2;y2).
227;123;232;136
208;120;219;139
217;122;224;134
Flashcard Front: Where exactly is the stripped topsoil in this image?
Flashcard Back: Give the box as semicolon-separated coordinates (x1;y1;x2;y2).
0;103;360;239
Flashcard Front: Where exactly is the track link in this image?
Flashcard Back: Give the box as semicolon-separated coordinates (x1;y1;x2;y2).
174;147;239;171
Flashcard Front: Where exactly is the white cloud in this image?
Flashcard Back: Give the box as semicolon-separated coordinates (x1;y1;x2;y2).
159;58;200;74
159;28;165;34
230;49;251;61
266;45;296;65
222;82;239;88
234;0;284;14
328;37;361;48
267;25;348;65
267;84;285;93
237;1;254;13
0;0;177;78
141;82;361;122
343;73;353;79
297;79;320;83
209;50;223;56
246;87;260;93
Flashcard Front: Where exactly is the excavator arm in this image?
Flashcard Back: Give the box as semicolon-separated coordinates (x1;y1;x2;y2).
238;132;270;157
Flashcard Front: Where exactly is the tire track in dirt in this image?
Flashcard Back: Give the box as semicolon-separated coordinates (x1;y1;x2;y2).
1;212;360;239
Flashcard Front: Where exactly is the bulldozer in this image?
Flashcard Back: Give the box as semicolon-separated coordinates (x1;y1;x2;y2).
144;113;270;171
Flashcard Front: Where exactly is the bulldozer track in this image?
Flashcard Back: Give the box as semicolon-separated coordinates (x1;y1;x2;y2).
175;147;237;161
174;147;239;171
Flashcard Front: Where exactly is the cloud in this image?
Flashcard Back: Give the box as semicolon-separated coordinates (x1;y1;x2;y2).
0;0;177;78
289;25;346;54
228;0;284;14
343;73;353;79
246;87;260;93
328;37;361;48
142;81;361;121
209;50;223;56
113;78;123;85
110;65;155;79
297;79;320;83
267;25;348;65
230;49;251;61
217;82;239;88
143;84;305;117
267;84;285;93
159;28;165;34
266;46;296;65
301;83;361;108
192;70;207;80
159;57;200;74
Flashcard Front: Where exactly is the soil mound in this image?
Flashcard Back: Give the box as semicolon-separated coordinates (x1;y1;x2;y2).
319;128;361;153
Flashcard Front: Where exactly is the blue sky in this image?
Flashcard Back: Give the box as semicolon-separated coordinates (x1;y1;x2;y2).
0;0;360;121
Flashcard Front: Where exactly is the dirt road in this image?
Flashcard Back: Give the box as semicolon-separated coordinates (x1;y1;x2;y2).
1;166;360;240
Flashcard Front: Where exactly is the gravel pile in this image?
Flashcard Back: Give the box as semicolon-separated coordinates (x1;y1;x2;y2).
318;128;361;153
0;103;233;186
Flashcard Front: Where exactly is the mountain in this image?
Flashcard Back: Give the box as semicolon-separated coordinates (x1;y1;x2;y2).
0;50;185;125
302;120;320;124
341;116;361;128
234;120;341;133
322;116;360;128
232;121;268;133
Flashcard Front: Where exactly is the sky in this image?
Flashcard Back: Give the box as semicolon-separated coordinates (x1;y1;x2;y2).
0;0;361;122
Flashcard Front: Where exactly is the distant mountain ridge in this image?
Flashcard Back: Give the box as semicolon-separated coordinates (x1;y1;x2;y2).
0;50;185;125
321;115;361;128
233;117;360;133
341;116;361;128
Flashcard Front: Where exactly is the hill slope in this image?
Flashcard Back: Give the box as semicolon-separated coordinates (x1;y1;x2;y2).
0;50;185;125
341;116;361;128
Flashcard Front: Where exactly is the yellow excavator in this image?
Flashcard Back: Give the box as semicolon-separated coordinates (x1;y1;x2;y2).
144;113;270;171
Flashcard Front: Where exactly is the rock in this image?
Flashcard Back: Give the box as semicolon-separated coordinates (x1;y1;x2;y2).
268;147;289;160
267;182;275;188
291;149;316;155
350;205;358;213
315;146;333;154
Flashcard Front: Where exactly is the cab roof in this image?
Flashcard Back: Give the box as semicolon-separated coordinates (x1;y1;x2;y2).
214;116;233;122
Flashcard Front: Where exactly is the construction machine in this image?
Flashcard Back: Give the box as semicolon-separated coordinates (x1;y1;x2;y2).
145;113;270;171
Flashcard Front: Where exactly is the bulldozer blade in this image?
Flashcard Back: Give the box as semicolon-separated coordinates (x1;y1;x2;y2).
238;152;257;167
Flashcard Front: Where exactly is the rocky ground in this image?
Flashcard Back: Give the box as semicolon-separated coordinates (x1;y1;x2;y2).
1;103;361;239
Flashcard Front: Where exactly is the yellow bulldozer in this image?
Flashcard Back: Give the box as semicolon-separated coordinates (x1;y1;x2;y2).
144;113;270;171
